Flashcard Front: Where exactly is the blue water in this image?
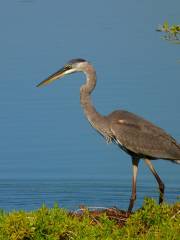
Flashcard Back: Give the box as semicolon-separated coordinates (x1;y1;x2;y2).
0;179;179;211
0;0;179;211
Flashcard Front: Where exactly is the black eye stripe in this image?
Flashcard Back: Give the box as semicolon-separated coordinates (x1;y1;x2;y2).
65;65;72;70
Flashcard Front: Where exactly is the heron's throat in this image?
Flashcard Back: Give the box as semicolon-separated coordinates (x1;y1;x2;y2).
80;64;96;106
79;64;112;143
80;65;103;128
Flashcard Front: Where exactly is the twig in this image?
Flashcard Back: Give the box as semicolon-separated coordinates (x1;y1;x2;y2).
171;210;180;219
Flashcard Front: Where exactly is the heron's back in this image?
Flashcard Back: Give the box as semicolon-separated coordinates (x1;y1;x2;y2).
107;110;180;161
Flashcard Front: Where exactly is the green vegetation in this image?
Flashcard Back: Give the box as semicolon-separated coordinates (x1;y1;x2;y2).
0;199;179;240
157;21;180;43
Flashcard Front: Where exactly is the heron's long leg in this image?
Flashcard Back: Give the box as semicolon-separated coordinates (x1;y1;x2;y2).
145;158;165;204
128;157;140;212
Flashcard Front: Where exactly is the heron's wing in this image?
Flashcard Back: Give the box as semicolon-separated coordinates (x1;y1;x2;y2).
108;110;180;160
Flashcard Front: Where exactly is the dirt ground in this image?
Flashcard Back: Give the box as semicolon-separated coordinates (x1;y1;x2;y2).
71;206;132;227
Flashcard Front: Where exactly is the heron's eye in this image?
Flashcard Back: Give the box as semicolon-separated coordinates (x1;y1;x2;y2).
65;64;72;70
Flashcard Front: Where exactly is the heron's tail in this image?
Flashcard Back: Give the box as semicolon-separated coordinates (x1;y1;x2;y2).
171;159;180;164
172;143;180;164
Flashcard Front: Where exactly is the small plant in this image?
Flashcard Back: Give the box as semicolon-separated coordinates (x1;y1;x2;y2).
123;198;180;239
157;21;180;43
0;199;179;240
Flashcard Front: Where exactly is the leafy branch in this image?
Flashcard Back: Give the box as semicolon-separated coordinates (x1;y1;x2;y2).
157;21;180;43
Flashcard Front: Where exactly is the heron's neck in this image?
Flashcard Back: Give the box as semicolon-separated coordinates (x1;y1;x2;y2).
80;64;104;127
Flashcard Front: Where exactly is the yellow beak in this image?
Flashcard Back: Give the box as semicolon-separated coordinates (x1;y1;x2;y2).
36;67;67;87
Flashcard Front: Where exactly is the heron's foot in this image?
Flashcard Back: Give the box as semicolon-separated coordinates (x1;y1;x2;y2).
159;192;164;204
159;183;165;204
128;197;136;213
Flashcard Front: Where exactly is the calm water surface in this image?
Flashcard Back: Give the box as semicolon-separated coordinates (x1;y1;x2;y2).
0;179;179;211
0;1;179;211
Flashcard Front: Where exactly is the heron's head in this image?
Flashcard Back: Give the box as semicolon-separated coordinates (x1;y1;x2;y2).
36;58;88;87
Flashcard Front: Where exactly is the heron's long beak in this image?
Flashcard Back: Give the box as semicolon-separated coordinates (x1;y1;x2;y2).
36;67;68;87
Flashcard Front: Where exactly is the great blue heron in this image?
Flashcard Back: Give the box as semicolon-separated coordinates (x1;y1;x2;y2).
37;58;180;212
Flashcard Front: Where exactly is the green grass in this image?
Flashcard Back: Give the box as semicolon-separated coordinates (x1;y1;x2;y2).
0;199;179;240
